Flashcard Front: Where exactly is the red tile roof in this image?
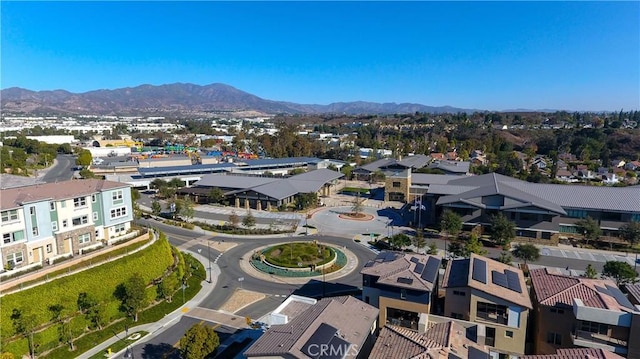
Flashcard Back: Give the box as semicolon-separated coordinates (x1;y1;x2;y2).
522;347;624;358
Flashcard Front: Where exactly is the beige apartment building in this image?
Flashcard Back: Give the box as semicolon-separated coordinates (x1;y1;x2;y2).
529;268;640;358
442;254;532;359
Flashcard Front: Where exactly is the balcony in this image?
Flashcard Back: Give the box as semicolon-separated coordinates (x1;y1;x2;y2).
571;330;628;355
476;311;508;326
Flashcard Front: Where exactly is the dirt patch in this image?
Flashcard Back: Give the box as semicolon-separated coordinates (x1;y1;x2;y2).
220;289;266;313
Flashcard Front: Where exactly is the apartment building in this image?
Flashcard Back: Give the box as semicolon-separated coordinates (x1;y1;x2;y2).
442;254;532;358
529;268;640;358
360;251;441;330
0;179;134;270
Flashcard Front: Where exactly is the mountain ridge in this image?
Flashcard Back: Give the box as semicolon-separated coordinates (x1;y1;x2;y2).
0;82;475;116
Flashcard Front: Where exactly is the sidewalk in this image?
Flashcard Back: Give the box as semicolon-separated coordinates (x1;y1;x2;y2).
77;250;219;359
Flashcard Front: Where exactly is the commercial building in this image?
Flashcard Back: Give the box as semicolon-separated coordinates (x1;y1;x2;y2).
442;254;532;358
529;268;640;358
0;179;134;271
360;251;441;330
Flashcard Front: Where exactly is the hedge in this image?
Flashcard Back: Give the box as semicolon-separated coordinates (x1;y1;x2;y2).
0;235;174;346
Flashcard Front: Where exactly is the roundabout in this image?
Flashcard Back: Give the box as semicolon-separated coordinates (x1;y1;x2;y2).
250;241;347;278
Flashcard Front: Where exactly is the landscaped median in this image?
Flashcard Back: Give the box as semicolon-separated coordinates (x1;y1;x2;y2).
250;242;348;277
0;232;205;359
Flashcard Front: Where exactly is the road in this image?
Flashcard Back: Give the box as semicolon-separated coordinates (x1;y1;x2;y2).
40;154;75;183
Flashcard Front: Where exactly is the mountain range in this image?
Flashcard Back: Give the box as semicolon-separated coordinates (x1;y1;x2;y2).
0;83;473;116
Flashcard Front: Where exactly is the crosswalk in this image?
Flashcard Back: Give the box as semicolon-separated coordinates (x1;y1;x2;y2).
541;247;639;266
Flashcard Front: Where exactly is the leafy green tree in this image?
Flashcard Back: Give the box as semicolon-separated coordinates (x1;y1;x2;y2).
619;221;640;248
351;194;364;215
602;261;638;286
118;273;148;322
489;213;516;249
179;322;220;359
575;217;602;245
208;187;225;204
159;186;176;199
296;192;318;210
412;230;427;254
426;241;438;255
10;308;37;358
440;210;462;256
151;200;162;216
448;242;464;258
512;243;540;264
75;149;92;167
464;233;488;257
228;210;240;228
77;292;105;329
78;169;97;179
177;197;195;222
341;164;353;179
48;304;74;350
242;211;256;228
584;264;598;279
497;251;513;265
168;178;186;188
150;178;168;190
388;233;411;250
158;273;179;303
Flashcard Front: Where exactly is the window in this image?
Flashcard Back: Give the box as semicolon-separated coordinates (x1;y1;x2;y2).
112;190;123;204
566;209;586;218
392;181;401;188
485;327;496;346
400;289;407;299
62;219;68;228
580;320;608;335
546;332;561;345
1;209;19;222
505;330;513;338
451;313;464;320
30;207;36;215
453;290;466;296
60;201;66;208
550;308;565;314
5;252;24;266
95;230;100;238
520;212;537;221
74;197;87;208
477;302;508;325
72;215;88;226
52;221;58;231
93;212;98;221
78;233;91;244
46;244;53;253
50;202;55;211
32;227;39;236
3;231;25;244
110;207;127;219
114;223;126;233
91;194;97;203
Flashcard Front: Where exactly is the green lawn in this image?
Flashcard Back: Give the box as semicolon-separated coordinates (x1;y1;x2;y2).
264;243;333;268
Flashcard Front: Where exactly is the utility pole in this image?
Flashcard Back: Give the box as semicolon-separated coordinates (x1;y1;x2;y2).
207;240;212;283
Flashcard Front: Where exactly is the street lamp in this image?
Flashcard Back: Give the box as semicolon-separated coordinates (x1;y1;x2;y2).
207;240;212;283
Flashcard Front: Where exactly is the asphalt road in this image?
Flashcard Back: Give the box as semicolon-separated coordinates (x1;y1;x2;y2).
41;154;75;183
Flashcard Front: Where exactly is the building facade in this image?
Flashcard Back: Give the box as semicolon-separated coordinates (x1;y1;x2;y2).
0;179;134;270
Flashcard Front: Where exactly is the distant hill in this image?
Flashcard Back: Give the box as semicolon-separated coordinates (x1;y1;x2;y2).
0;83;474;116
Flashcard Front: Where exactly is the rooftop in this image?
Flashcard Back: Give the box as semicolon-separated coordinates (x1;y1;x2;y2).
442;254;532;309
522;347;624;359
360;251;442;292
530;268;637;312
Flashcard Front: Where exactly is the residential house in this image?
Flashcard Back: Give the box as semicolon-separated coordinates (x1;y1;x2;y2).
360;251;442;330
521;348;624;359
369;314;490;359
442;254;532;358
244;296;378;359
626;284;640;306
529;268;640;358
0;179;134;270
624;161;640;171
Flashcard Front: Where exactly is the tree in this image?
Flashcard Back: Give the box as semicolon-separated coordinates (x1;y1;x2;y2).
351;192;364;215
48;304;74;350
242;210;256;228
440;210;462;256
151;200;162;216
463;233;488;257
179;322;220;359
228;210;240;228
412;231;427;254
602;261;638;286
575;217;602;245
295;192;318;210
10;308;37;358
168;178;185;189
77;292;105;329
619;221;640;248
448;242;465;258
388;233;411;250
150;178;168;191
75;149;92;167
118;273;148;322
426;241;438;255
208;187;225;204
584;264;598;279
512;243;540;264
158;273;179;303
177;197;195;222
489;213;516;249
496;251;513;265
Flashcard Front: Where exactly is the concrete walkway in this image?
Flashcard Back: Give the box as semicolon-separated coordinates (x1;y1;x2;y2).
76;250;219;359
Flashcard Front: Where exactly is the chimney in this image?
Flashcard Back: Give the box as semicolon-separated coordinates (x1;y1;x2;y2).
418;313;429;333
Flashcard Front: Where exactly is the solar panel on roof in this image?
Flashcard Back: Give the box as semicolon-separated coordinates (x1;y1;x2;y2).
364;261;374;268
413;262;425;274
603;284;636;310
375;252;386;261
410;257;420;264
324;336;351;359
384;252;397;262
491;270;508;289
301;323;339;359
397;277;414;285
472;258;487;284
422;257;440;283
468;346;489;359
505;270;523;293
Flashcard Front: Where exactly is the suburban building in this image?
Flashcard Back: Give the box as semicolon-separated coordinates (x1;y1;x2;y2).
0;179;134;270
626;284;640;306
442;254;532;358
360;251;442;330
522;348;624;359
352;154;431;182
413;172;640;243
529;268;640;358
244;296;378;359
369;314;490;359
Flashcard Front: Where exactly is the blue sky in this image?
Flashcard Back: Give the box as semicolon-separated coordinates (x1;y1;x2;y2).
2;1;639;111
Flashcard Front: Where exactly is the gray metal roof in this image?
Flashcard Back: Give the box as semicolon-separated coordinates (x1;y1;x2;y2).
251;180;300;200
138;163;235;177
194;174;277;189
411;174;456;185
429;161;470;174
289;168;344;183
